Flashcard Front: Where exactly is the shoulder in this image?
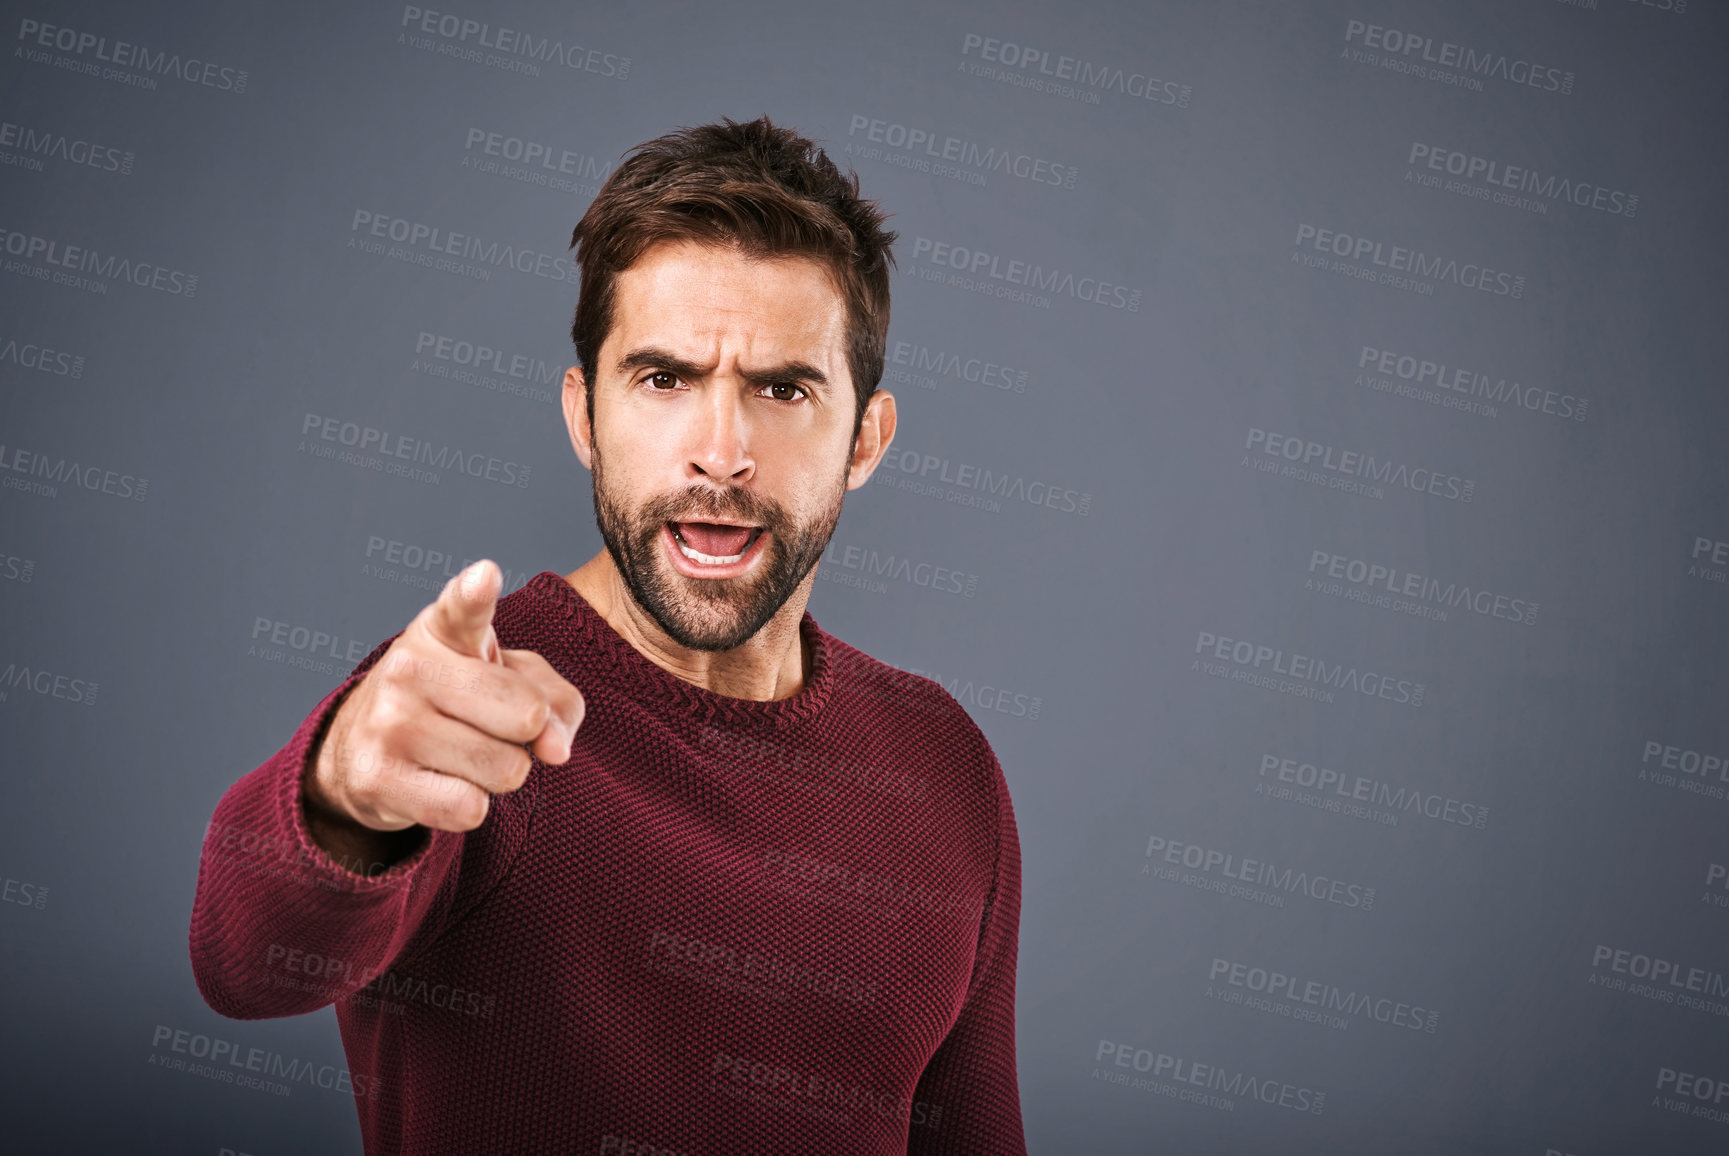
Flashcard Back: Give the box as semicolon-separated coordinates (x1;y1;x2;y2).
819;629;1006;792
821;631;1020;922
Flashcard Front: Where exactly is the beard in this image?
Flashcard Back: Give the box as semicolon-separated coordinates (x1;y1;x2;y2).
590;440;848;652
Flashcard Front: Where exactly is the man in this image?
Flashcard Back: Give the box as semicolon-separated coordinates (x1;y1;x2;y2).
190;117;1025;1155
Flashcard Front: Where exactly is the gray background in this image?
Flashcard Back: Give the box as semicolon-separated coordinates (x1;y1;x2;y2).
2;0;1725;1152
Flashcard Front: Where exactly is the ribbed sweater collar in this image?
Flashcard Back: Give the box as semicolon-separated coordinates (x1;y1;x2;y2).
521;570;836;733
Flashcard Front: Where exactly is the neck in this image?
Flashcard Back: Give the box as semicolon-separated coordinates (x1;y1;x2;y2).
563;550;813;702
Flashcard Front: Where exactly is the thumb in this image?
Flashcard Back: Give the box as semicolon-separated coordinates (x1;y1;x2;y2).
426;559;502;662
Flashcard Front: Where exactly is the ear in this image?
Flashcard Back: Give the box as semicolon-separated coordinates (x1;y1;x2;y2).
562;366;594;470
844;389;897;490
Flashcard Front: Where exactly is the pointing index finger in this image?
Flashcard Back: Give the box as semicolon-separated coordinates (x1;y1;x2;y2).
424;559;503;663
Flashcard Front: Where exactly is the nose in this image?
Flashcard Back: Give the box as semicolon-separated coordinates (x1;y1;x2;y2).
686;384;755;483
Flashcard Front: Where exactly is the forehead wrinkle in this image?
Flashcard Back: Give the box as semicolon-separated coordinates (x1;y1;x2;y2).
611;308;836;371
605;242;849;388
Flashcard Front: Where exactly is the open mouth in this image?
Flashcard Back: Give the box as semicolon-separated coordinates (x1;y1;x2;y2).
668;521;765;566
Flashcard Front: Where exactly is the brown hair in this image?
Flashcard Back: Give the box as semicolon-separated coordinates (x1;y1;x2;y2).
568;116;896;444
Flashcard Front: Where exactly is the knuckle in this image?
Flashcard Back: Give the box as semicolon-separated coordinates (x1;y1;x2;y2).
369;691;411;733
499;745;533;791
517;696;550;738
345;761;381;798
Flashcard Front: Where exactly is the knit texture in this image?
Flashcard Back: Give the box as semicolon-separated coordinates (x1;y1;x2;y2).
189;570;1024;1154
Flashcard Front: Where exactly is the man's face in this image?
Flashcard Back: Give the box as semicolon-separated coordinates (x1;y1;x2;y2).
571;239;873;652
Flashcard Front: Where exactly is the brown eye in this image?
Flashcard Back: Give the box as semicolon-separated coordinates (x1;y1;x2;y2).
768;383;804;402
648;372;678;390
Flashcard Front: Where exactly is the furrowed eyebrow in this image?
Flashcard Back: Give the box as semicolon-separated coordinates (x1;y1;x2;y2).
740;360;829;395
615;347;708;382
615;346;831;396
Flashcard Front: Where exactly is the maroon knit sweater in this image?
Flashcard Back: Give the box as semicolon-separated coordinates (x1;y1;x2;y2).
189;570;1024;1155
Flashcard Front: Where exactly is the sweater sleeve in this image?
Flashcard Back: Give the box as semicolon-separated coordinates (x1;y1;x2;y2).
188;628;469;1020
908;749;1026;1155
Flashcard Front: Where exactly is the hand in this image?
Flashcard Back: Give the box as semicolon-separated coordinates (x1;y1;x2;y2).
306;560;585;834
